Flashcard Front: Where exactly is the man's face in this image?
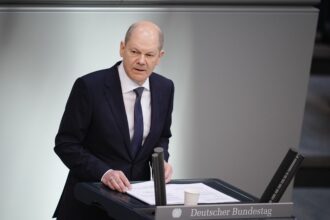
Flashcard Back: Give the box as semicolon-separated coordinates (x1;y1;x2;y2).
120;29;164;85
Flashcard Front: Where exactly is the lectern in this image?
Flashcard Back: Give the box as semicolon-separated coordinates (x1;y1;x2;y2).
75;178;294;220
75;149;302;219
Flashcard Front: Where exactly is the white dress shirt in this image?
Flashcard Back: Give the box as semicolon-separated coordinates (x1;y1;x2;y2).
118;62;151;145
101;62;152;181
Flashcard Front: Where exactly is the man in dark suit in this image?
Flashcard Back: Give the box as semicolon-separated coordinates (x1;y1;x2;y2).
53;21;174;220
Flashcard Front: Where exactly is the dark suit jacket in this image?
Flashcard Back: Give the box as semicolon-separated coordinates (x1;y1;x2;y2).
53;61;174;220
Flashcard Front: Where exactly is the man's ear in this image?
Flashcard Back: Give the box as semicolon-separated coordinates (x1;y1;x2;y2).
119;41;125;57
159;50;165;58
157;50;165;65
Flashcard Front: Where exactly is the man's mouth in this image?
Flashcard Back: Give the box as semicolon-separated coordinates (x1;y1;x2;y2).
134;68;146;72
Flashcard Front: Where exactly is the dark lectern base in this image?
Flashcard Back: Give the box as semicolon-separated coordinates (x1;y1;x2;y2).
74;178;293;220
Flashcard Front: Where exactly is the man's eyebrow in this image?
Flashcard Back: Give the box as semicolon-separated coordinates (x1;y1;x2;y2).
130;47;157;54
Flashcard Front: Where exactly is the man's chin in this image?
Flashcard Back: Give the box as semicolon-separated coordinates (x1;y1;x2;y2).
133;69;147;74
131;75;147;85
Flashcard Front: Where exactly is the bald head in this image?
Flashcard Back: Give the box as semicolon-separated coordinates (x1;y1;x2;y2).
120;20;165;85
124;21;164;50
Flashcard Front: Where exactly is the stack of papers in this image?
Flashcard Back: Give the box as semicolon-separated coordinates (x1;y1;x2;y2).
126;181;239;205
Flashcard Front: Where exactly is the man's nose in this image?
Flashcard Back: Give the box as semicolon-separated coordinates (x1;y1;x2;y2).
137;54;146;65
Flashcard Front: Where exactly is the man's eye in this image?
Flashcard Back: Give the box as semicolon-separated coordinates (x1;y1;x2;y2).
131;50;137;54
146;54;154;57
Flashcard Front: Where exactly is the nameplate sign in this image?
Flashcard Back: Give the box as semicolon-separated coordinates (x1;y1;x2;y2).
155;202;293;220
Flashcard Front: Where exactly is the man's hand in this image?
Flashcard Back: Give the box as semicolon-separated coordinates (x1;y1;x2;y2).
101;169;131;193
164;161;173;183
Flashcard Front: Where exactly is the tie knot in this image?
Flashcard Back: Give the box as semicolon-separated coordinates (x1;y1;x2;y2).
134;87;144;98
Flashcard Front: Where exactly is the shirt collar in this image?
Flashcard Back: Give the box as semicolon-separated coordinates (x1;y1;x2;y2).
118;61;150;94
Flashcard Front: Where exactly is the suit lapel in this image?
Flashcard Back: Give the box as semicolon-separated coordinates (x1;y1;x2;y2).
103;65;162;161
148;75;161;142
103;63;132;159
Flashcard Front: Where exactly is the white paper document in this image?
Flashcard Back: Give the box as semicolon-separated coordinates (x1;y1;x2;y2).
126;181;239;205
